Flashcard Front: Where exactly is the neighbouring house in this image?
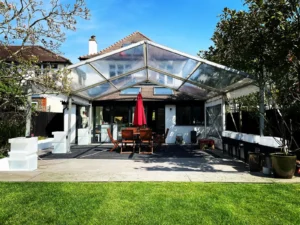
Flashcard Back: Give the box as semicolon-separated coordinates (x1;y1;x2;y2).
64;31;253;146
0;45;72;112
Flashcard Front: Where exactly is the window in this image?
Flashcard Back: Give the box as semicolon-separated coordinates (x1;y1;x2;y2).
109;65;116;77
32;102;38;109
51;64;58;69
117;64;124;75
167;76;173;84
120;87;141;95
176;104;204;125
154;87;173;95
109;64;132;77
158;64;174;84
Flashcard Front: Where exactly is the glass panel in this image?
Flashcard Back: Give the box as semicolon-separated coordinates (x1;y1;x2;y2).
90;44;145;79
147;44;198;78
70;64;105;91
179;82;217;99
111;70;147;89
189;63;245;90
154;87;173;95
77;83;117;99
148;69;183;89
92;106;103;143
223;78;253;92
120;87;141;95
206;104;222;138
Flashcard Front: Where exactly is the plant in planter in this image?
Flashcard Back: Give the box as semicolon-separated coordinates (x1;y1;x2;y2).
267;109;299;179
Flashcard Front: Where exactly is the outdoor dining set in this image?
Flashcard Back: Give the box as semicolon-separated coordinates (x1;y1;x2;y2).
107;127;169;154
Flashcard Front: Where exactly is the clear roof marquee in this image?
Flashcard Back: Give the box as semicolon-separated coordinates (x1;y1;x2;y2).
68;41;253;100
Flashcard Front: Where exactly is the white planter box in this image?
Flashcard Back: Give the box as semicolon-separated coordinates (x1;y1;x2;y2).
0;157;9;171
241;134;260;144
52;132;67;143
9;137;38;153
9;151;37;159
52;142;67;154
78;136;90;145
230;132;239;140
8;137;38;171
222;131;231;138
78;128;89;137
8;154;37;171
259;136;282;148
38;138;54;150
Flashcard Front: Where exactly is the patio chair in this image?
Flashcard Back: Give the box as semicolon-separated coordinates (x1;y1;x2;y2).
107;128;120;152
154;128;169;149
124;127;138;133
139;129;153;154
121;129;135;154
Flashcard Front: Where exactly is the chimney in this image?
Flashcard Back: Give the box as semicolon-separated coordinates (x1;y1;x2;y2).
88;35;97;55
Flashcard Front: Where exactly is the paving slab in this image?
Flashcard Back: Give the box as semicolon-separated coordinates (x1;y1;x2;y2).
0;171;43;182
1;149;299;182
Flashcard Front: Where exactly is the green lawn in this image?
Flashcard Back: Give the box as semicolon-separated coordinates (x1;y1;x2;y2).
0;182;299;225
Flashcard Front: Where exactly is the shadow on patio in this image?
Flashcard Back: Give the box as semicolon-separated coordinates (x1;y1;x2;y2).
39;144;250;173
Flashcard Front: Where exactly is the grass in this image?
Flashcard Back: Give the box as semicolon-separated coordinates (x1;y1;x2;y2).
0;182;300;225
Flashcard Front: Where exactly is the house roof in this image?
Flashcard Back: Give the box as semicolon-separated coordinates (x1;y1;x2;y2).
78;31;151;60
0;45;72;64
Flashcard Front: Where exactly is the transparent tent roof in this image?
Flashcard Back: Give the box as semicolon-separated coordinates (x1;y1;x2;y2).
68;41;252;100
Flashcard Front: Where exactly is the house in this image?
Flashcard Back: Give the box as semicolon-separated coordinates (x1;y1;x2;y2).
65;31;252;146
0;45;72;112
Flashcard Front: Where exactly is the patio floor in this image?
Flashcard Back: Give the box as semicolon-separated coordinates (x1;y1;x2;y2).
0;144;299;182
39;144;222;160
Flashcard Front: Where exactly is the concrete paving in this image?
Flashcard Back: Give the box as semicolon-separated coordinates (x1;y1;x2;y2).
1;150;300;182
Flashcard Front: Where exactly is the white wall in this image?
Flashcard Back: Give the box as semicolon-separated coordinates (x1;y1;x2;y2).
165;105;205;144
46;98;63;112
64;105;77;144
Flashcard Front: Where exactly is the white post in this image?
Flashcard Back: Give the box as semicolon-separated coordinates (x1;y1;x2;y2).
222;96;226;132
67;97;72;153
25;83;32;137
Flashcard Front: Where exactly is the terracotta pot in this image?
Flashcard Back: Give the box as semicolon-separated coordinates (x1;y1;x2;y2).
271;153;296;179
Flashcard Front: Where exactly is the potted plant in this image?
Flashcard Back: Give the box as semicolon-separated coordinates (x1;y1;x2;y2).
268;109;298;179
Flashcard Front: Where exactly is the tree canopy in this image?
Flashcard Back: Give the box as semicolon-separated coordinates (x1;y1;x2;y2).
200;0;300;145
0;0;90;154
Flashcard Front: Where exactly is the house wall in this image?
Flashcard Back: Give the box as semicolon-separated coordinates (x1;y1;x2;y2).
46;97;63;112
165;104;205;144
33;63;69;113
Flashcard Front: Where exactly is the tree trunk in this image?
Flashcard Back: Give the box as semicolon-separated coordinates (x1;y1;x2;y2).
259;86;265;136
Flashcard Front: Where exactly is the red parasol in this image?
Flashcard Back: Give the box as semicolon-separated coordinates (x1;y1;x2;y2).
133;92;147;126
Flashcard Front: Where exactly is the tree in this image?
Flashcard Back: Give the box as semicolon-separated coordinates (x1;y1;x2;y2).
199;0;300;137
0;0;90;155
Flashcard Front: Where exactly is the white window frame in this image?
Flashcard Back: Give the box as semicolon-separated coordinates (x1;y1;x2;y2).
153;87;173;95
120;87;141;95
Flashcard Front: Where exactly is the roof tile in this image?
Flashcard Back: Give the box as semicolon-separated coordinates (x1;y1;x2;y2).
79;31;151;60
0;45;71;64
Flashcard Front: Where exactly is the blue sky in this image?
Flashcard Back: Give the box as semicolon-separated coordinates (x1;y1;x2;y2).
61;0;246;63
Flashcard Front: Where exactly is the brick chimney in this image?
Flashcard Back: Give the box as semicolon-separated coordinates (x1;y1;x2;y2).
88;35;97;55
